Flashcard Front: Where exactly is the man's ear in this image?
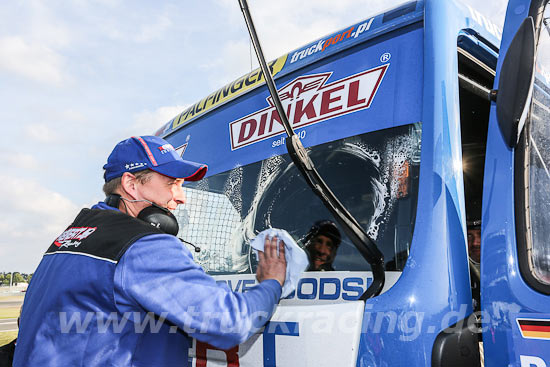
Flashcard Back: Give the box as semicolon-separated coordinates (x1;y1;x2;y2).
120;172;138;199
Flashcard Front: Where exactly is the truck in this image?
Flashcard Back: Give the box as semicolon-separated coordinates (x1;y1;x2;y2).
154;0;550;365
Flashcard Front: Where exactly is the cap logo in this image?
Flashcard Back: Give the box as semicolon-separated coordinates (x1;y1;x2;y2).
158;144;175;154
125;162;148;170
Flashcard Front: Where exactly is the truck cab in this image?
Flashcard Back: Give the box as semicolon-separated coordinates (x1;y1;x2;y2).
154;0;550;365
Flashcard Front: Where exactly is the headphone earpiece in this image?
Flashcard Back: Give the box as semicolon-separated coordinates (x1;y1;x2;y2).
104;195;180;236
105;194;121;209
136;204;180;236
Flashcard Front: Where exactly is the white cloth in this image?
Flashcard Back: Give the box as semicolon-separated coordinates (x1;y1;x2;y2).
251;228;309;298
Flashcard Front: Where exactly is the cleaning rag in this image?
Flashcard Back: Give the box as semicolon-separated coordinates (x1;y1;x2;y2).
250;228;309;298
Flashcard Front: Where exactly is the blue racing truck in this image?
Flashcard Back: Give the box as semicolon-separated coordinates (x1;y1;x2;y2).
154;0;550;365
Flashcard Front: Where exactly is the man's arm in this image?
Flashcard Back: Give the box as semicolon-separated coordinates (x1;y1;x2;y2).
114;234;285;349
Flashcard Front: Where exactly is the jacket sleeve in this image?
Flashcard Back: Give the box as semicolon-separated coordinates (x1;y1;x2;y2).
113;234;281;349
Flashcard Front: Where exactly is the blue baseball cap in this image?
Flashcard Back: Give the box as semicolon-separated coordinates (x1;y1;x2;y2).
103;136;207;182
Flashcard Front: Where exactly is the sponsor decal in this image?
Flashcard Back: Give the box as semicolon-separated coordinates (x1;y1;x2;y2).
512;314;550;366
229;64;389;150
290;18;374;64
520;355;548;367
171;55;287;130
193;322;298;367
216;274;379;301
158;143;175;154
194;342;240;367
54;227;97;249
517;318;550;340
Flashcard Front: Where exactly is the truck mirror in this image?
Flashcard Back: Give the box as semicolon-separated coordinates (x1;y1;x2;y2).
496;16;536;148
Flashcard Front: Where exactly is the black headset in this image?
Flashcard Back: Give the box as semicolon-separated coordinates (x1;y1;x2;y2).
105;194;180;237
105;194;201;252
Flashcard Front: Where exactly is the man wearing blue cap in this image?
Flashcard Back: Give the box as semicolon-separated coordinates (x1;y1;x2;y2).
14;136;287;366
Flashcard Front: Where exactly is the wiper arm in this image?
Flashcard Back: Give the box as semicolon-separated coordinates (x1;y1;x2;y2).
238;0;385;299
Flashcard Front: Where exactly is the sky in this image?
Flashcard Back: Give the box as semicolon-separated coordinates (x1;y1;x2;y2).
0;0;508;273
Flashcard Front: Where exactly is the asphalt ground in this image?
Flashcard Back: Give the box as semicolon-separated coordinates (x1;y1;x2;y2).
0;301;22;308
0;318;17;332
0;294;24;334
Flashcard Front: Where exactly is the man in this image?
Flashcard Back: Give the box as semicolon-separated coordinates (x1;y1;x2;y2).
14;136;287;366
304;220;341;271
467;220;481;264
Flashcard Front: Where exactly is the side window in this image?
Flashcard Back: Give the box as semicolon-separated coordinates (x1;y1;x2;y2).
518;6;550;290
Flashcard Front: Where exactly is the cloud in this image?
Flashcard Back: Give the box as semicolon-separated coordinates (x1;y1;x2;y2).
0;175;79;273
27;2;73;48
0;36;68;85
134;15;173;43
98;10;174;44
206;0;405;91
23;123;60;144
0;152;39;170
131;105;189;136
197;39;256;90
224;0;396;59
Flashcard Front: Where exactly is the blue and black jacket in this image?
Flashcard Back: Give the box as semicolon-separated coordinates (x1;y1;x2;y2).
14;202;281;366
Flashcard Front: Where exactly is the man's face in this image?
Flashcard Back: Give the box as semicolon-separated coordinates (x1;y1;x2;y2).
310;234;336;270
467;228;481;263
134;172;186;211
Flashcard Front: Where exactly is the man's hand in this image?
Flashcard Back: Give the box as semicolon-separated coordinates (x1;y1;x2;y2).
256;236;287;286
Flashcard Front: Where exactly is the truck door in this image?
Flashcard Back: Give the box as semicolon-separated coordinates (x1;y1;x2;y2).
481;0;550;366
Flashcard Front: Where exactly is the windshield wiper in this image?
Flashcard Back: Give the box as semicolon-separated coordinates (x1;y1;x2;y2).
238;0;385;299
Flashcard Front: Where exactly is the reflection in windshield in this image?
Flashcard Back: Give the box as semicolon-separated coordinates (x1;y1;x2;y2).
304;220;341;271
175;123;421;274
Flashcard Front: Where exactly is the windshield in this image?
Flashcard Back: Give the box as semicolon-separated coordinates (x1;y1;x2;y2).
174;123;421;274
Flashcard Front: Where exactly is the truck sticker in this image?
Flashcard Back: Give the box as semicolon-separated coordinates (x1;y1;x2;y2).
229;64;389;150
289;18;374;64
214;272;401;304
517;318;550;340
513;314;550;366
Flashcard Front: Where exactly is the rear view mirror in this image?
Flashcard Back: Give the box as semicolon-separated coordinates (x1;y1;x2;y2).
496;17;536;148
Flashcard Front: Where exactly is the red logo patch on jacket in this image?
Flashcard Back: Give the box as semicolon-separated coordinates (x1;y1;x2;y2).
54;227;97;249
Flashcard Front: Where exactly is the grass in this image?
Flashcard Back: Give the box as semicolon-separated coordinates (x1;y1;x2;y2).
0;295;25;302
0;307;20;320
0;294;23;346
0;331;17;346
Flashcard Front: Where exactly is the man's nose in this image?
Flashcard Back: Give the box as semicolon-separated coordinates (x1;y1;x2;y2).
173;186;186;205
318;247;330;258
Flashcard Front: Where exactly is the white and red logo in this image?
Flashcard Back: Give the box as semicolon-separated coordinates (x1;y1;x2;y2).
54;227;97;249
229;64;389;150
158;143;175;154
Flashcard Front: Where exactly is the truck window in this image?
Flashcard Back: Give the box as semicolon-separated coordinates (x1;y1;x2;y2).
517;5;550;290
174;123;421;274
